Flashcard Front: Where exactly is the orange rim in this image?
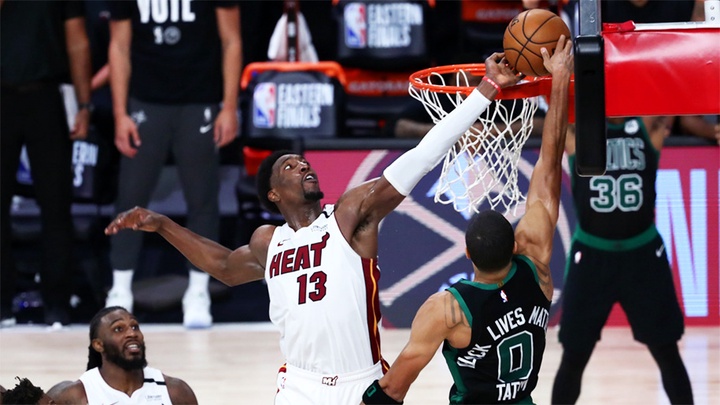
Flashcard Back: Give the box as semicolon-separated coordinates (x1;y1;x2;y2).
409;63;572;100
241;61;347;90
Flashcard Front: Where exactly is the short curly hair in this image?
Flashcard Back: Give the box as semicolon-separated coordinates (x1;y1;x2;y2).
256;150;294;214
2;377;45;404
465;210;515;272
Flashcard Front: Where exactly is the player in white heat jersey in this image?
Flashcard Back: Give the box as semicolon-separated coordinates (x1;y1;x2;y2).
104;53;521;405
265;204;385;404
266;204;383;374
49;307;197;405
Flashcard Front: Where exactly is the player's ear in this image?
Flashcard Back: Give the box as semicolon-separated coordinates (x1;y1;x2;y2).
91;338;104;353
465;247;471;259
513;241;518;254
268;190;280;203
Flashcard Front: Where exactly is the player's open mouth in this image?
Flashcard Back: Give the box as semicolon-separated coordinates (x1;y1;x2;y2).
125;342;142;353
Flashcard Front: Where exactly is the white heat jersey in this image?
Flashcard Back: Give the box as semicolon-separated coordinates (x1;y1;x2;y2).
266;205;384;374
79;367;173;404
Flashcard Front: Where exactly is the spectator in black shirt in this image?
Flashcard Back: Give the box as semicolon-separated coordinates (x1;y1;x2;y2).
105;0;242;329
1;0;92;328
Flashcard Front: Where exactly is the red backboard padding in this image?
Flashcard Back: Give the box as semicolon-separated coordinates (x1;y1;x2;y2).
603;25;720;117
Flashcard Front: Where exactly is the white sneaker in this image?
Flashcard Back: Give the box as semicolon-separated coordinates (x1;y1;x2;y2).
182;289;212;329
46;321;65;332
0;317;16;328
105;287;134;313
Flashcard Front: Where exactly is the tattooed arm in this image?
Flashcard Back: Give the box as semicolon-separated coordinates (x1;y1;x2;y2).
360;291;469;404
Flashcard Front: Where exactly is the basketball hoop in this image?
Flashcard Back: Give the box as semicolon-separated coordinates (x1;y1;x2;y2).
409;63;573;215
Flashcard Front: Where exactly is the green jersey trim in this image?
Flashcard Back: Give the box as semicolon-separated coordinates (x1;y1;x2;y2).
447;286;473;326
457;261;518;291
575;223;659;251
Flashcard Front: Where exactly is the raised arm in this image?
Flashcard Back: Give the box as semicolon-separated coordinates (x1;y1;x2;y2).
514;36;573;300
335;53;522;256
641;116;672;151
674;115;718;145
105;207;267;286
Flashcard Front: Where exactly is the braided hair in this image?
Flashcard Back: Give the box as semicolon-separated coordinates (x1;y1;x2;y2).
87;306;127;370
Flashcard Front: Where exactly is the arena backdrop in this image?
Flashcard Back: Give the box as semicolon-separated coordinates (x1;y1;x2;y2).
305;146;719;327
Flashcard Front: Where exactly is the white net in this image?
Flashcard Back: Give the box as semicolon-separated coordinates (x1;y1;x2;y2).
409;69;540;215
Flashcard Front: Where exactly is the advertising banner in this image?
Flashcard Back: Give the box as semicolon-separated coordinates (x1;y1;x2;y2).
305;146;719;327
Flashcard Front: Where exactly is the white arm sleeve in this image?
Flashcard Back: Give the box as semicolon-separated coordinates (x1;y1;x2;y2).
383;89;492;196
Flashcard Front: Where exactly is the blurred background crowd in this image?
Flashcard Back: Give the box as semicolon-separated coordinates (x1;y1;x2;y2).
1;0;717;330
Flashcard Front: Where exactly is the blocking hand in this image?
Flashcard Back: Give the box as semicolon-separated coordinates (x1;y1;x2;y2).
105;207;164;235
483;52;524;89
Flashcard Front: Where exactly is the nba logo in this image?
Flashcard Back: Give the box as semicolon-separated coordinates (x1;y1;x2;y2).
253;82;276;128
500;290;508;303
344;2;367;48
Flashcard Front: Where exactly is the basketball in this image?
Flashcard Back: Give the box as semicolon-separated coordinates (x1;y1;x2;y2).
503;9;571;77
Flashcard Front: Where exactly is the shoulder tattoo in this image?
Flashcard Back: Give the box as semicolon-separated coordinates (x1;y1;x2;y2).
444;293;469;328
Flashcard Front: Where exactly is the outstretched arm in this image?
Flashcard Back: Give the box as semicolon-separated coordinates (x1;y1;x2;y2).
675;115;719;145
105;207;267;286
379;52;521;201
514;36;573;300
336;53;522;256
641;116;672;151
361;292;461;404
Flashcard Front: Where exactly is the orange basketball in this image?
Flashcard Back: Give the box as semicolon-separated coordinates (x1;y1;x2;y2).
503;9;571;77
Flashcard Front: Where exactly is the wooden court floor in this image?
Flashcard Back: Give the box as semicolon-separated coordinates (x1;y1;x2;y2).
1;324;717;404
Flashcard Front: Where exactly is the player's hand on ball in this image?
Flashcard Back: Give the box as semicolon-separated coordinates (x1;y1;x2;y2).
484;52;524;89
541;35;573;77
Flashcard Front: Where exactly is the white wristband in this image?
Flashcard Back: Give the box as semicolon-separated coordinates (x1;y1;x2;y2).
384;89;492;196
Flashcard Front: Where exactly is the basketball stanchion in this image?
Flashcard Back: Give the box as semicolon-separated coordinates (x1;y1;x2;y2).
573;0;607;177
574;34;606;176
